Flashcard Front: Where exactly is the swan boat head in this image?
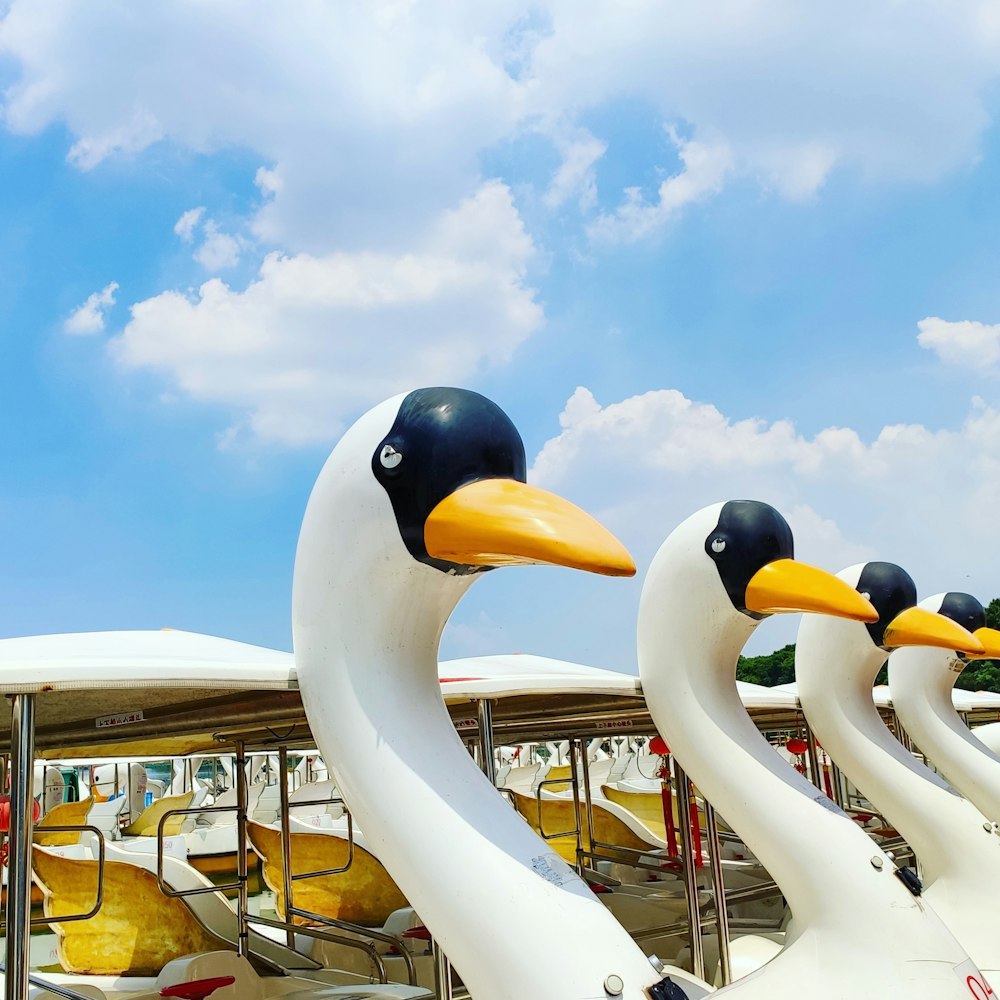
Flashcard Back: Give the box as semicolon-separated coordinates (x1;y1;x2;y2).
901;591;1000;659
638;500;877;674
293;388;710;1000
887;591;1000;827
796;562;985;703
637;505;995;997
637;500;880;909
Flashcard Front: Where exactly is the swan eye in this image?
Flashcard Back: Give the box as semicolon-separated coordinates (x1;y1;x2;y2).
711;537;726;554
380;444;403;469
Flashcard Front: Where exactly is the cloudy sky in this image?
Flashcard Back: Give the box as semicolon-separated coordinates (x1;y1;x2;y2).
3;1;1000;668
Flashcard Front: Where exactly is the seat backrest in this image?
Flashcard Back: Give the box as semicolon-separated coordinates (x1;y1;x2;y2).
194;781;265;829
85;796;128;838
250;784;281;825
32;847;228;975
288;780;344;822
511;790;656;864
247;820;407;927
155;952;264;1000
34;799;94;848
120;791;194;838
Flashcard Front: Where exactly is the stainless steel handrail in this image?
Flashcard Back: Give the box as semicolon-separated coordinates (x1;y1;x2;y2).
284;904;417;986
268;786;415;987
282;798;355;881
156;804;244;897
0;963;101;1000
245;911;390;984
534;778;580;841
0;824;107;931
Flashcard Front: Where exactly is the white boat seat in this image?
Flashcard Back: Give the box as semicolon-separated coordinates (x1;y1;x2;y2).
288;780;344;822
26;984;106;999
86;796;128;840
281;988;432;998
195;781;265;829
251;784;282;825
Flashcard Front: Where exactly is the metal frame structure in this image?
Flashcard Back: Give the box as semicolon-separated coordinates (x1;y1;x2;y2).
0;660;969;999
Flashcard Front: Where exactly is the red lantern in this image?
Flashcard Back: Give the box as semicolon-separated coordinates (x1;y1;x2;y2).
785;737;809;756
0;795;41;833
649;735;669;756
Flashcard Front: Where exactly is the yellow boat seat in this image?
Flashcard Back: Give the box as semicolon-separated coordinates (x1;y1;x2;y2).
34;798;94;848
601;783;708;844
32;848;229;976
121;791;194;838
510;790;655;865
247;821;408;928
542;764;573;793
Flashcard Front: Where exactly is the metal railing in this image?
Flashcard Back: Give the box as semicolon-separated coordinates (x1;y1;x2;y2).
0;963;102;1000
156;804;243;897
0;824;107;931
272;793;417;987
245;911;390;984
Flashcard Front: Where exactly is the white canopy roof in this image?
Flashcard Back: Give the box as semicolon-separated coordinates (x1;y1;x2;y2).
736;680;800;710
0;630;808;754
437;653;640;700
776;680;1000;713
0;629;295;693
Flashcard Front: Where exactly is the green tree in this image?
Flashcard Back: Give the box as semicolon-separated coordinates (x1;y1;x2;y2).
986;598;1000;630
736;598;1000;694
954;597;1000;692
736;643;797;687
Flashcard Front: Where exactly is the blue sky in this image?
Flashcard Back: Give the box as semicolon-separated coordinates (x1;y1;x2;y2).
4;2;1000;667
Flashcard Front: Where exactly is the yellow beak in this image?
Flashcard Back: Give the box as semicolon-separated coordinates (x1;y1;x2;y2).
424;478;636;577
745;559;878;622
968;626;1000;660
883;607;985;654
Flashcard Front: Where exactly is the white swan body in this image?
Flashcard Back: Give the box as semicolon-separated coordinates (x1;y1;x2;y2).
888;592;1000;826
639;505;985;998
294;389;706;1000
796;564;1000;980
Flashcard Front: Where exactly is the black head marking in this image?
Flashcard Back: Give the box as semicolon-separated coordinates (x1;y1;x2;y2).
372;387;526;574
705;500;794;618
937;592;986;635
856;562;917;648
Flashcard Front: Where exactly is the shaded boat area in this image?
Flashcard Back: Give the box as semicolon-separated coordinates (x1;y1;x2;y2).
0;629;996;998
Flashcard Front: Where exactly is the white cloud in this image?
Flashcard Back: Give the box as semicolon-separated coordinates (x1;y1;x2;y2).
110;181;541;446
544;131;607;210
254;166;281;198
63;281;118;335
193;221;242;271
174;207;205;243
3;1;1000;253
529;1;1000;200
917;316;1000;371
174;209;243;270
588;131;732;242
532;386;1000;612
8;0;1000;461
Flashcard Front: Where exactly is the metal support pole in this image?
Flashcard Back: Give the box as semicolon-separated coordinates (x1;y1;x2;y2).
234;741;249;958
6;693;36;1000
432;939;453;1000
580;736;596;863
567;738;585;877
890;710;911;751
803;722;823;792
704;801;731;986
673;760;705;982
830;760;845;810
476;699;496;785
278;745;295;948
